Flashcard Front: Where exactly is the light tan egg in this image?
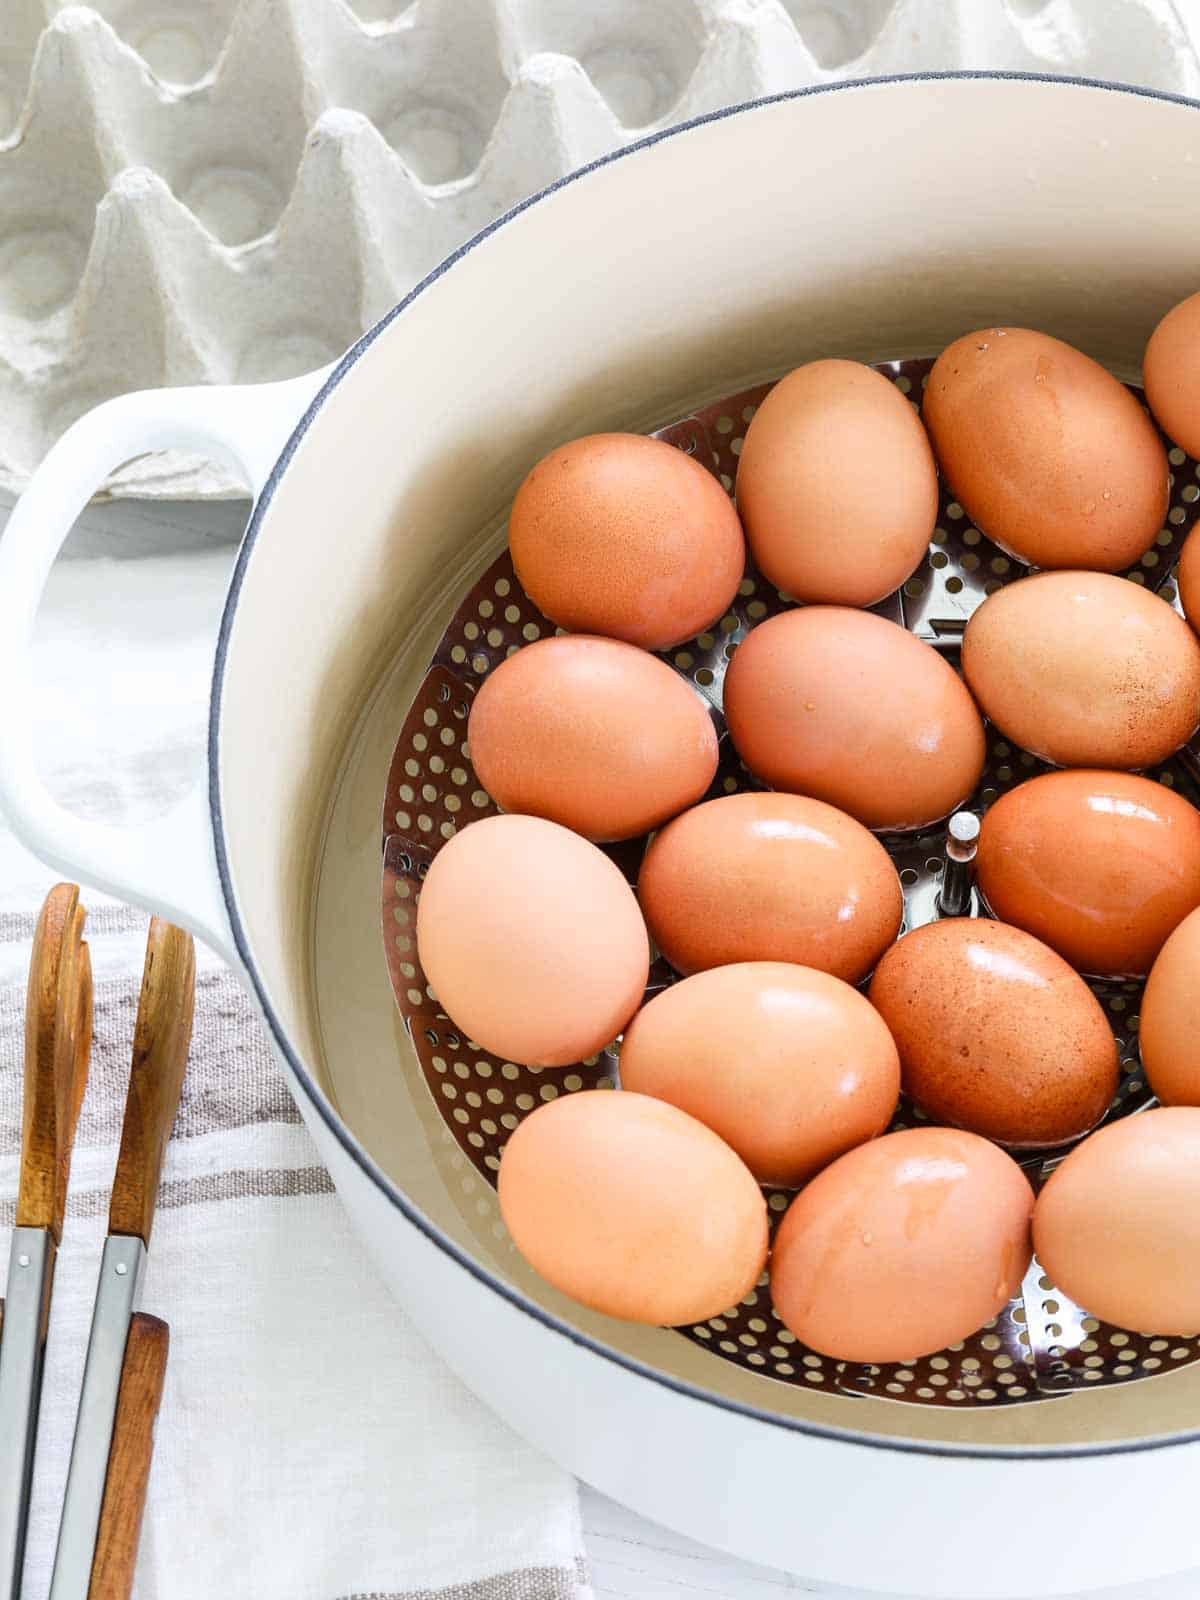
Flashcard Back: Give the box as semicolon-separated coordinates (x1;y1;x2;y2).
498;1089;768;1325
735;360;937;606
961;571;1200;769
637;791;903;983
1139;907;1200;1106
1144;290;1200;457
923;328;1168;571
619;962;900;1186
508;433;745;651
770;1126;1034;1364
1034;1107;1200;1335
416;814;649;1066
724;607;985;831
466;635;717;842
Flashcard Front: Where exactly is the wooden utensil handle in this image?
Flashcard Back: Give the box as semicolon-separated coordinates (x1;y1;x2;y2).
87;1314;168;1600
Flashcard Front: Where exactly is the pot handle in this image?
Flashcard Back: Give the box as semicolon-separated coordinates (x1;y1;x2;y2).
0;367;332;965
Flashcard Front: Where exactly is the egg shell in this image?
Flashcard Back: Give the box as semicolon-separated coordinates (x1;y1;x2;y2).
637;791;903;983
724;607;985;831
508;433;745;651
416;814;649;1066
923;328;1168;571
619;962;900;1186
1144;290;1200;458
1178;522;1200;636
868;919;1118;1148
1139;906;1200;1105
497;1089;768;1325
770;1126;1033;1364
961;571;1200;770
735;360;937;606
976;770;1200;979
466;635;718;843
1033;1107;1200;1335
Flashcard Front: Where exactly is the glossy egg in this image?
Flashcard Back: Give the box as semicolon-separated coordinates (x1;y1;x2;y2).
724;607;985;831
1139;907;1200;1105
466;635;718;842
1144;290;1200;457
1178;522;1200;635
962;572;1200;769
770;1127;1034;1363
976;771;1200;978
869;919;1118;1147
1033;1107;1200;1335
508;433;745;651
923;328;1168;571
638;792;903;983
416;814;649;1066
735;360;937;606
498;1090;768;1325
620;962;900;1186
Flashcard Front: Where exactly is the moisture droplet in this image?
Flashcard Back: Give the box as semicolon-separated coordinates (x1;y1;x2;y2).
1082;499;1097;516
862;1231;873;1246
1102;489;1112;501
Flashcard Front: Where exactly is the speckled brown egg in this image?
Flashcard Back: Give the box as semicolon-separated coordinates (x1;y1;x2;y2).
1178;522;1200;636
868;919;1118;1148
416;814;649;1066
1139;907;1200;1106
961;571;1200;769
637;792;903;983
620;962;900;1186
976;771;1200;979
466;635;718;842
1144;290;1200;458
735;360;937;606
770;1126;1034;1364
508;433;745;651
923;328;1168;571
497;1089;768;1325
724;607;985;831
1034;1107;1200;1335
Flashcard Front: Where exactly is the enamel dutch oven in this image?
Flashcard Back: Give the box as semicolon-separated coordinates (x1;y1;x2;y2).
3;74;1200;1598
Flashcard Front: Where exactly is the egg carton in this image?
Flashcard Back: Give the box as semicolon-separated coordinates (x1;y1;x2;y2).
2;0;1199;499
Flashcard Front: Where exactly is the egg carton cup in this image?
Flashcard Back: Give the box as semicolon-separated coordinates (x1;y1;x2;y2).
3;0;1200;499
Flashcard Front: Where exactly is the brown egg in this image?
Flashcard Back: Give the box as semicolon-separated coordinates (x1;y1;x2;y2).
976;771;1200;979
869;919;1118;1147
508;433;745;651
1033;1107;1200;1335
416;814;649;1066
962;572;1200;769
466;636;717;843
724;607;985;831
1179;522;1200;635
498;1090;768;1325
1144;290;1200;457
1139;907;1200;1105
735;360;937;606
770;1127;1033;1363
638;792;902;982
620;963;900;1186
923;328;1168;571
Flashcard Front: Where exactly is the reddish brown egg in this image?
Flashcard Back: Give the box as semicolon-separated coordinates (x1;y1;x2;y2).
1144;290;1200;458
508;433;745;651
466;635;717;842
723;607;985;831
619;962;900;1186
770;1127;1034;1363
1179;522;1200;635
976;771;1200;979
1139;907;1200;1106
869;919;1118;1147
923;328;1168;571
637;792;903;983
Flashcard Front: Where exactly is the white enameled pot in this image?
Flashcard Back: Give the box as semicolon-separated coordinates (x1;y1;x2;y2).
4;74;1200;1599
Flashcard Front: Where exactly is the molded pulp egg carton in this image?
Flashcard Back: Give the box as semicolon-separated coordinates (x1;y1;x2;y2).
3;0;1200;498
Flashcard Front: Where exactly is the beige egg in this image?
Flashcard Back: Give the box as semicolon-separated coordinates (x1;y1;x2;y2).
1139;907;1200;1106
770;1127;1033;1363
1034;1107;1200;1335
961;572;1200;769
868;919;1118;1148
724;607;985;831
638;792;903;983
923;328;1168;571
466;635;718;842
1144;290;1200;457
498;1090;768;1325
620;963;900;1186
416;814;649;1066
735;360;937;606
